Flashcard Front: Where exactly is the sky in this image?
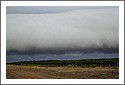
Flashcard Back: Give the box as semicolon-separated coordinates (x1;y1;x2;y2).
6;6;119;54
6;6;117;14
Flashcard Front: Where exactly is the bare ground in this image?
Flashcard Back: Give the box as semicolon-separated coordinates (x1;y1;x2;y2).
6;65;119;79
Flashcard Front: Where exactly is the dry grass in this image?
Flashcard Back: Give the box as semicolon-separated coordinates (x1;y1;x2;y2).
6;65;119;79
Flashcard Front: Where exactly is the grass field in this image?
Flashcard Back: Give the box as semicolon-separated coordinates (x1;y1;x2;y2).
6;65;119;79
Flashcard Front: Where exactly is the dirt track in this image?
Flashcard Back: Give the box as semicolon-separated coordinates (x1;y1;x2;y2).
6;65;119;79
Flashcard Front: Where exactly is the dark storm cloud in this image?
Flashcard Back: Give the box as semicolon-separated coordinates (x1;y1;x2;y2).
6;7;119;53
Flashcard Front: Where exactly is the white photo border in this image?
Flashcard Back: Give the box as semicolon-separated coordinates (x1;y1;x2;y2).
1;1;124;84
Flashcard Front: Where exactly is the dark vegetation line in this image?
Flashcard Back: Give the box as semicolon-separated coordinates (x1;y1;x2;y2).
7;58;119;67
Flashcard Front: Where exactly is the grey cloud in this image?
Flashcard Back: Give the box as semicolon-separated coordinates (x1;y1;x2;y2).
6;6;117;14
6;7;119;53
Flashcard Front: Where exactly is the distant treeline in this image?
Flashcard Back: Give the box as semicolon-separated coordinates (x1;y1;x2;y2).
7;58;119;67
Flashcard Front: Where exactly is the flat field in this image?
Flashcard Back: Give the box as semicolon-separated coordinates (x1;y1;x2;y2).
6;65;119;79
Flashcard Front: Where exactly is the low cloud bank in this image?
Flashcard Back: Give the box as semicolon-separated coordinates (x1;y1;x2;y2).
6;7;119;53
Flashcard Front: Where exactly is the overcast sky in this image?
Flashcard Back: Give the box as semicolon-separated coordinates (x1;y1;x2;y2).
6;6;117;14
6;6;119;53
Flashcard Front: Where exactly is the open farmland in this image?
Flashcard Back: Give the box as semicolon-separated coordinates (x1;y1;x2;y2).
6;65;119;79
